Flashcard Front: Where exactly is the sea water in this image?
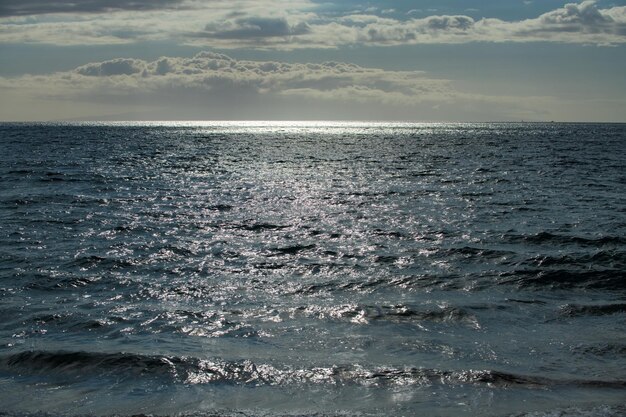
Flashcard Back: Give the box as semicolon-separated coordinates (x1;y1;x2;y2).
0;122;625;416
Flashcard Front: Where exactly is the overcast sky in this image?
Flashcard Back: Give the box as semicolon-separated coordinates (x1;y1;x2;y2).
1;0;625;121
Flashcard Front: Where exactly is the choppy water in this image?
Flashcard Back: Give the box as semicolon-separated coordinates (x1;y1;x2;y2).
0;121;625;417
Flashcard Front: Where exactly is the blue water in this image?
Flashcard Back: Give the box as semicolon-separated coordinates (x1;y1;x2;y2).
0;122;625;417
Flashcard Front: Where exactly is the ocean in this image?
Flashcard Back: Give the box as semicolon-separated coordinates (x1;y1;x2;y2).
0;121;624;417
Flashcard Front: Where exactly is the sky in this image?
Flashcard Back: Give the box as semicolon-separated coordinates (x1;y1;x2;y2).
0;0;625;122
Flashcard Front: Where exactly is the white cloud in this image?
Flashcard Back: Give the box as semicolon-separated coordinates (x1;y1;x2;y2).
319;1;626;47
75;58;146;76
510;0;626;44
202;17;311;39
0;1;625;47
5;52;447;102
0;0;316;46
3;51;617;122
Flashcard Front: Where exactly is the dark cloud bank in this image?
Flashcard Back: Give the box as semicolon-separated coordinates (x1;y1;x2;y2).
0;0;185;17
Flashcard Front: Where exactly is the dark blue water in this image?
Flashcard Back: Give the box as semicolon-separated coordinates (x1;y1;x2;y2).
0;122;625;417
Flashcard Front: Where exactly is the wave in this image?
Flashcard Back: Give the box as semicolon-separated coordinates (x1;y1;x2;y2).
231;222;290;232
287;304;480;328
523;251;626;268
559;303;626;317
510;404;626;417
499;269;625;290
0;351;183;380
2;350;625;390
289;274;460;295
573;343;626;357
441;246;517;260
2;406;626;417
67;255;139;270
271;244;317;256
24;275;103;291
503;232;626;247
6;169;36;175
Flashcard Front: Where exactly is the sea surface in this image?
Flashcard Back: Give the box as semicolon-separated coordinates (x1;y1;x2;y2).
0;122;625;417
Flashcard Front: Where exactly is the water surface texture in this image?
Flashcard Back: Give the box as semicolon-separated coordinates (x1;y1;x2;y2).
1;122;625;416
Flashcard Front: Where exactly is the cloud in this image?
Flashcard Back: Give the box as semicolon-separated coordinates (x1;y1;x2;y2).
326;1;626;46
0;0;316;47
0;0;186;17
55;51;448;104
539;0;607;25
2;0;624;47
512;0;626;41
75;58;146;76
201;17;311;39
3;51;610;122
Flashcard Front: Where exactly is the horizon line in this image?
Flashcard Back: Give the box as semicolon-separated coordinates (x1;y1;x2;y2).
2;120;626;125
